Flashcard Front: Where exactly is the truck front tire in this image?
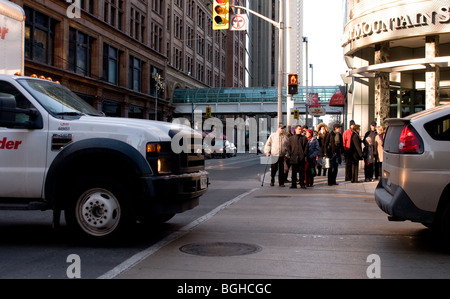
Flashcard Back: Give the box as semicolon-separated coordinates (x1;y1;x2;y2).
65;177;132;241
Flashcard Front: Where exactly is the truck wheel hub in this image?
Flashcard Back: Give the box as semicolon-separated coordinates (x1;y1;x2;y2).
80;190;119;229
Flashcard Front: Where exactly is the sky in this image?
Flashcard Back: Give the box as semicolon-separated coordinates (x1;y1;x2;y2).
302;0;348;86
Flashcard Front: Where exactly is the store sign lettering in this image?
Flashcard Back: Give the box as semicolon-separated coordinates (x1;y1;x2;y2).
343;6;450;47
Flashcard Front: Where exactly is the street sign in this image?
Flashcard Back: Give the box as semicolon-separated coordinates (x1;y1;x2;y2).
308;93;320;108
230;14;248;31
309;107;326;116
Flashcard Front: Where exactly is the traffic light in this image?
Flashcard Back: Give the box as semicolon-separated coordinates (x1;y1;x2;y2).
212;0;230;30
206;107;212;118
293;109;299;120
288;74;298;95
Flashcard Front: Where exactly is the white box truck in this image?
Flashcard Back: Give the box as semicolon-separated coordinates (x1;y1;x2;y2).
0;0;209;242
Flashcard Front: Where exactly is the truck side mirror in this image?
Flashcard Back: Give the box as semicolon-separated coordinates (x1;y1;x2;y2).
0;97;43;129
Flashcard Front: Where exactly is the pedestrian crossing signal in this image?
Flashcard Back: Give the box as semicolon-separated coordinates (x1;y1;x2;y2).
212;0;230;30
294;109;299;119
206;107;212;118
288;74;298;95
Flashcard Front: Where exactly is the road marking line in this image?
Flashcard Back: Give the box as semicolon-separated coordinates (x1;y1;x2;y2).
97;187;260;279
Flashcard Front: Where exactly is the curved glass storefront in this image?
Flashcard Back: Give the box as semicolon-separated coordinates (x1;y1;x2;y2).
343;0;450;127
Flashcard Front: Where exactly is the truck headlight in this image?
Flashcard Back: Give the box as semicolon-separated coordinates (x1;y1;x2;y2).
158;158;172;174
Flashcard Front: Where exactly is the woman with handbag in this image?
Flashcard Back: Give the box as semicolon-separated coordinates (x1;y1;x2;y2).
316;123;329;176
305;129;319;187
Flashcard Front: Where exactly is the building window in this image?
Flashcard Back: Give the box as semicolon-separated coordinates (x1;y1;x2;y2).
130;6;146;43
174;15;183;40
174;47;183;70
186;26;194;49
68;28;93;76
152;0;163;15
24;6;56;65
104;0;124;31
102;99;122;117
129;55;143;92
151;22;163;53
103;43;120;85
80;0;95;14
197;35;204;56
186;56;193;76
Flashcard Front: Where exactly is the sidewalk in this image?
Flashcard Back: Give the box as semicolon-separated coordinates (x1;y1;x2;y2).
108;166;381;279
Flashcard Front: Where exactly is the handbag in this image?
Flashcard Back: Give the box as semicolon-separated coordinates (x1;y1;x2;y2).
323;157;330;169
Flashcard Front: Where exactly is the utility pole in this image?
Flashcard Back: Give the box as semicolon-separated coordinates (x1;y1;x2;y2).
231;3;285;126
277;0;284;126
303;37;309;127
285;0;293;131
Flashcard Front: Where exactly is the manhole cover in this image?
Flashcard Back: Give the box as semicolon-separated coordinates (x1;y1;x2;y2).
180;242;262;257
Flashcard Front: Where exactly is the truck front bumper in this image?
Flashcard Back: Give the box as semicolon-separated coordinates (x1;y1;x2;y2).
141;170;209;214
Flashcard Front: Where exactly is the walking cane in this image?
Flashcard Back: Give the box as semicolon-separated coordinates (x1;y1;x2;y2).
261;154;270;186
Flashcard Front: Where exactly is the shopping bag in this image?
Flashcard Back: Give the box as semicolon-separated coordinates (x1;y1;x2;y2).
323;157;330;169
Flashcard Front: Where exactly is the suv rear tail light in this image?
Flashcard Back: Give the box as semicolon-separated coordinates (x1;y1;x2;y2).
398;125;423;154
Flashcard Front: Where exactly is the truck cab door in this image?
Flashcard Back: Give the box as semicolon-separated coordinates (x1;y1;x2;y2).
0;80;47;199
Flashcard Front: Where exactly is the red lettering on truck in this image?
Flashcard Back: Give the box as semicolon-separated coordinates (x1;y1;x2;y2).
0;27;8;40
0;137;22;150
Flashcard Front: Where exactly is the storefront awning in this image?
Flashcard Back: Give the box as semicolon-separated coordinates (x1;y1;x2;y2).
346;56;450;78
329;90;345;107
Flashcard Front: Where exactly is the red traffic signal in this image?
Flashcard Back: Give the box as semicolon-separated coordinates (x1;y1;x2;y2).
288;74;298;95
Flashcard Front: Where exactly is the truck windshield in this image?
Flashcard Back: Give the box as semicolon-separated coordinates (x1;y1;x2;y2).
17;78;103;117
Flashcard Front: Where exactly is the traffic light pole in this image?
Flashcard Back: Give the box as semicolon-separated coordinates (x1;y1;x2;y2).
231;3;285;127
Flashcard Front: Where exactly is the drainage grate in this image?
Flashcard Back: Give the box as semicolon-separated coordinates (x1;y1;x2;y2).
180;242;262;257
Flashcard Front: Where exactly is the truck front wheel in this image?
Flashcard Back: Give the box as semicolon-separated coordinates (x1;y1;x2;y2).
65;178;132;241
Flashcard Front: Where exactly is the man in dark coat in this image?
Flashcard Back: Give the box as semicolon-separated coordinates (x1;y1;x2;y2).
324;123;344;186
363;121;378;180
287;125;309;189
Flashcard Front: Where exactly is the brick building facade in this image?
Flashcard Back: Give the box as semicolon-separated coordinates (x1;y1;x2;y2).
11;0;246;121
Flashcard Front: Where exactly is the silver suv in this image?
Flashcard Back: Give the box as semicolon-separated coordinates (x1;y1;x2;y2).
375;104;450;241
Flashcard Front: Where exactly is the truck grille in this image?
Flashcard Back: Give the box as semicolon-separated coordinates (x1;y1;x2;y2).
157;132;205;175
174;134;205;174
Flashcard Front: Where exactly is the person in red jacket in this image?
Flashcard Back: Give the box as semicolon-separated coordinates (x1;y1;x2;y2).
342;120;355;181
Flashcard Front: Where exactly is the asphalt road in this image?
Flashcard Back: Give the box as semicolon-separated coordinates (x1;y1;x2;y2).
0;154;264;279
1;154;450;280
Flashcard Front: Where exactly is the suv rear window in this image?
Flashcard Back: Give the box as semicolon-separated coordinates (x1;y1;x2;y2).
383;125;403;153
424;114;450;141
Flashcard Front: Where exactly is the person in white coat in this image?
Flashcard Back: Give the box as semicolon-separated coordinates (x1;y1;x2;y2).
264;124;289;187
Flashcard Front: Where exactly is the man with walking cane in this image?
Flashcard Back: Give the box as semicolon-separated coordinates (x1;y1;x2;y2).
264;124;289;187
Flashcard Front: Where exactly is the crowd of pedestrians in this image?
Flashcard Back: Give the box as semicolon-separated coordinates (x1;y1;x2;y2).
264;120;385;188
